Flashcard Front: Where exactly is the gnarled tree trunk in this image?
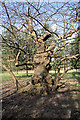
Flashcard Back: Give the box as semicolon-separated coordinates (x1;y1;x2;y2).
31;37;54;94
19;17;55;94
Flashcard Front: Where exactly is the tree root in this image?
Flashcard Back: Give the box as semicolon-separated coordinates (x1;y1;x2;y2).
18;82;56;95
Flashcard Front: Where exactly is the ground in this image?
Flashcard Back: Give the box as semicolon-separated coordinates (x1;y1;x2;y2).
1;70;80;119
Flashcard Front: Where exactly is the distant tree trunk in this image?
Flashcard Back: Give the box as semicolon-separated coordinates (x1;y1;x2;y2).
16;68;18;74
55;69;56;74
17;70;18;74
64;60;66;72
8;56;11;70
26;65;28;77
79;41;80;54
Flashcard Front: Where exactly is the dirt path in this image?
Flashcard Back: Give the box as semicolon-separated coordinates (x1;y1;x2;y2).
2;90;80;119
2;77;80;119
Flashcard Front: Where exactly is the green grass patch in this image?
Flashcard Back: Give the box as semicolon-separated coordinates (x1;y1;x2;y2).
50;72;62;78
15;72;33;79
50;70;80;80
1;70;80;85
0;71;33;84
0;72;13;83
63;71;80;80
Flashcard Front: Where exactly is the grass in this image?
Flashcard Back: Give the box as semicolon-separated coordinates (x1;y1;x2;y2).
15;73;33;80
50;70;80;83
1;72;13;83
0;71;33;84
63;71;80;85
1;70;80;100
1;70;80;85
50;70;80;90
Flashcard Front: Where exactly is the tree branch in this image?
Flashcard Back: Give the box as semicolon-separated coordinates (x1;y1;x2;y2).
1;2;13;31
1;34;27;54
28;15;59;37
2;64;22;90
27;17;38;41
15;62;33;67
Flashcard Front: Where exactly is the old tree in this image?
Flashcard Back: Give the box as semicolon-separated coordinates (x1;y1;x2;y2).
1;1;80;94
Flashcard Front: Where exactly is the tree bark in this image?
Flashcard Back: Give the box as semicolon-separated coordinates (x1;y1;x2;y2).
31;40;54;94
26;65;28;77
2;64;21;90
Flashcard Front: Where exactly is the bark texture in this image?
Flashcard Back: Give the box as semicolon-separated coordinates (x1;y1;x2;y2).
31;38;54;94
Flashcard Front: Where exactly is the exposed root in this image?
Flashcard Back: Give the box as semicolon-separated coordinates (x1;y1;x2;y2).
18;82;56;95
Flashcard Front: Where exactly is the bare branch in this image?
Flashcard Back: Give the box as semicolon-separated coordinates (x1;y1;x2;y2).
2;64;22;89
15;62;33;67
1;2;13;31
46;1;70;21
28;15;59;37
1;34;27;54
2;25;16;39
61;54;79;62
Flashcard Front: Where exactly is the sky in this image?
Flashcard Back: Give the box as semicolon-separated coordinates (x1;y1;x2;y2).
0;0;79;34
0;0;79;2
